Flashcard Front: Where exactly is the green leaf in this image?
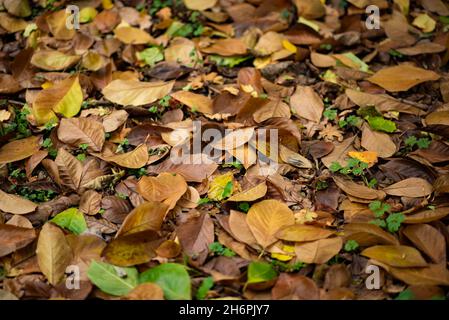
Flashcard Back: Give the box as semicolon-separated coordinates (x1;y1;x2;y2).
395;289;415;300
329;162;343;173
247;261;277;284
344;240;359;252
139;263;191;300
137;47;164;67
87;261;138;296
369;200;390;217
238;202;250;212
386;212;405;233
51;208;87;235
323;108;338;120
416;138;431;149
367;116;397;133
209;55;251;68
221;181;233;199
196;277;214;300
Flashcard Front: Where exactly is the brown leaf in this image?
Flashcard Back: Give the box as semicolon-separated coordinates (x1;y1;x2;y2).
95;144;149;169
36;223;73;285
246;199;295;248
79;190;102;215
272;274;320;300
367;65;440;92
147;158;218;183
0;135;40;165
361;245;427;267
403;224;446;263
228;210;258;247
0;188;37;215
55;148;83;191
294;237;343;264
346;89;424;115
275;224;334;242
333;176;386;200
383;178;433;197
290;86;324;123
137;172;187;210
102;80;174;106
404;207;449;224
361;123;396;158
31;50;80;71
102;231;159;267
171;91;214;115
344;223;400;246
114;26;156;45
57;118;105;152
117;201;169;236
122;283;164;300
0;224;36;257
383;263;449;286
227;182;267;202
0;74;22;93
201;39;247;56
46;10;75;40
177;212;214;265
321;136;356;168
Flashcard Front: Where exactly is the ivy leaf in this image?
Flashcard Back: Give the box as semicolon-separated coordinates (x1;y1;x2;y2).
247;261;277;285
139;263;191;300
366;116;397;133
51;207;87;235
87;261;138;296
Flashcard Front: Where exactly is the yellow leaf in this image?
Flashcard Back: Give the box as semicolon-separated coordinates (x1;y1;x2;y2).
413;14;436;33
298;16;320;32
348;151;378;165
33;76;83;125
271;252;294;261
276;224;335;242
246;199;295;248
79;7;97;23
102;0;114;10
254;56;272;69
46;9;75;40
208;172;234;201
117;201;170;236
282;39;297;53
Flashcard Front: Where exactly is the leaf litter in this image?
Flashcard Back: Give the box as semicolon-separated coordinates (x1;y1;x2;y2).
0;0;449;301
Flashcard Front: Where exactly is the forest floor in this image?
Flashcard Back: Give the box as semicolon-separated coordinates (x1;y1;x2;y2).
1;0;449;300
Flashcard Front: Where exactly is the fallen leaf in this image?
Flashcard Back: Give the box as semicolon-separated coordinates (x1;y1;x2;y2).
137;172;188;210
227;182;267;202
404;207;449;224
57;118;105;152
275;224;334;242
294;237;343;264
361;245;427;267
290;86;324;123
333;176;386;200
246;199;295;248
383;178;433;197
0;224;36;257
33;76;83;125
102;80;174;106
403;224;446;263
31;50;80;71
87;260;138;296
367;65;440;92
117;201;169;236
36;223;73;285
0;135;40;165
184;0;217;11
0;188;37;214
